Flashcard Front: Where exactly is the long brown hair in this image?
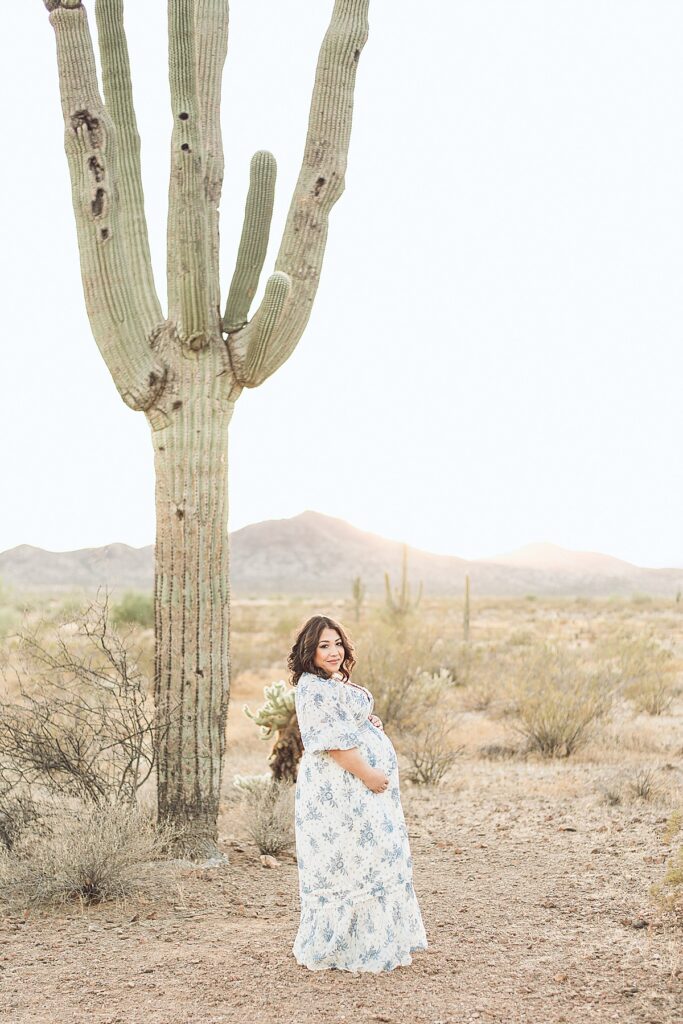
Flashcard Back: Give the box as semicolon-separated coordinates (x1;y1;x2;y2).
288;615;356;686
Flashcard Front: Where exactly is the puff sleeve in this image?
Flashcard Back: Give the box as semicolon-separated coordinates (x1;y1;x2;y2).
295;673;364;754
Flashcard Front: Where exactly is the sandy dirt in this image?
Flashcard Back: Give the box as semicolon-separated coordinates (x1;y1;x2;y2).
1;755;681;1024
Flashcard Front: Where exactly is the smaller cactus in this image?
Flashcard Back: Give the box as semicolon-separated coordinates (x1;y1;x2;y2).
384;544;422;627
243;681;295;739
243;681;302;782
463;573;471;643
351;575;366;622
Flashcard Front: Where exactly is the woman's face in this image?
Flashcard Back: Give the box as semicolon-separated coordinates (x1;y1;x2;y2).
313;627;345;676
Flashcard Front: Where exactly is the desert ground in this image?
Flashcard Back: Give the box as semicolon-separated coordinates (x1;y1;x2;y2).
0;593;682;1024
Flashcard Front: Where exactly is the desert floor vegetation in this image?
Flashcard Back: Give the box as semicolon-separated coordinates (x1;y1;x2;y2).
0;587;681;1022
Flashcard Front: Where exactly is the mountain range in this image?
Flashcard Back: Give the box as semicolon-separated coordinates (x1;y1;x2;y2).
1;511;681;598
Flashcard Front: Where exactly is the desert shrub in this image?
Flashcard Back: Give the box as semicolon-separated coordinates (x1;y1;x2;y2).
508;629;534;647
0;777;39;851
509;643;613;758
238;778;294;857
628;766;662;802
0;598;157;805
0;607;20;641
0;801;174;908
455;644;514;713
112;591;154;629
597;778;623;806
653;811;683;920
601;634;679;716
56;595;86;623
399;714;463;785
352;620;450;729
477;743;522;761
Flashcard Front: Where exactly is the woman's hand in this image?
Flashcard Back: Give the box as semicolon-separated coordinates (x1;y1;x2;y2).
368;714;384;731
362;767;390;793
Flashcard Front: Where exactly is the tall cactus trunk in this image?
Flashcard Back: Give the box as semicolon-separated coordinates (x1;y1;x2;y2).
41;0;369;858
151;373;234;854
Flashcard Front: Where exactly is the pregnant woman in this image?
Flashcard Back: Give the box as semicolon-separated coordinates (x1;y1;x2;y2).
289;614;428;973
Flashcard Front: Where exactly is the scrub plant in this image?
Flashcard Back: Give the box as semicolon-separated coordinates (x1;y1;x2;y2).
400;715;463;786
0;597;157;805
239;778;294;858
608;634;679;716
0;801;176;908
509;643;614;758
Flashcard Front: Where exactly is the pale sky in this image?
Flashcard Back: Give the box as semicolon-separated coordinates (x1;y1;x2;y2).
2;1;683;568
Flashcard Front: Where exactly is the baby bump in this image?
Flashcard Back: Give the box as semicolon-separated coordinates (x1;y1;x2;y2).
359;722;398;774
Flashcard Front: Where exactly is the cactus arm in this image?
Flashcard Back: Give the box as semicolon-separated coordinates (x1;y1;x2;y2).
226;0;370;388
384;572;394;613
227;272;292;387
166;0;211;349
44;2;167;414
195;0;230;317
222;151;278;333
94;0;163;333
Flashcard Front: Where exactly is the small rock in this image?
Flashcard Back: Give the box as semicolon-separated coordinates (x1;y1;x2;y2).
260;854;280;868
554;973;568;983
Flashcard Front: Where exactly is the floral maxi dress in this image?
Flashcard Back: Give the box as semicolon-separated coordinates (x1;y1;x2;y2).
292;671;428;972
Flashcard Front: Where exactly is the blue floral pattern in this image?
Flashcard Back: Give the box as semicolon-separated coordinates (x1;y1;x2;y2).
292;671;428;973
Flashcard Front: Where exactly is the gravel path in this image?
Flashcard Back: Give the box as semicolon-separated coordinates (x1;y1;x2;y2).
1;761;681;1024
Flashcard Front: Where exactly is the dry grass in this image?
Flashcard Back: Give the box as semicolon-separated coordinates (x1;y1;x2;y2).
398;713;464;785
508;643;614;757
598;632;680;715
653;810;683;921
236;776;295;857
0;801;177;909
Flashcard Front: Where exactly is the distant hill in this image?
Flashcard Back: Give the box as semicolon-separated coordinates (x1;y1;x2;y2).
482;541;637;576
1;510;682;598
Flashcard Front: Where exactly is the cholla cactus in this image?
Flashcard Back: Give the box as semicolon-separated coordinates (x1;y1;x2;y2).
384;545;423;627
243;681;295;740
40;0;370;855
232;773;273;797
243;682;302;783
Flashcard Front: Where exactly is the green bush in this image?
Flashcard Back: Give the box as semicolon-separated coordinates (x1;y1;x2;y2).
112;591;154;629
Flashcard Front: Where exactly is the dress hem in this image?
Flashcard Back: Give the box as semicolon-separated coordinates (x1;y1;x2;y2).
292;939;428;974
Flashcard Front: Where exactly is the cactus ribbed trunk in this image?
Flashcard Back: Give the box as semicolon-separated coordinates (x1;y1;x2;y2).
151;374;233;853
42;0;369;857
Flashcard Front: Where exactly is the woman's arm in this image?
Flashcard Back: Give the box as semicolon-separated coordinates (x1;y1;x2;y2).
328;748;388;792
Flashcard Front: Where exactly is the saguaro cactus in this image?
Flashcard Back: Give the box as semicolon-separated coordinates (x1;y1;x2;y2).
463;572;471;643
384;543;423;627
41;0;370;855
